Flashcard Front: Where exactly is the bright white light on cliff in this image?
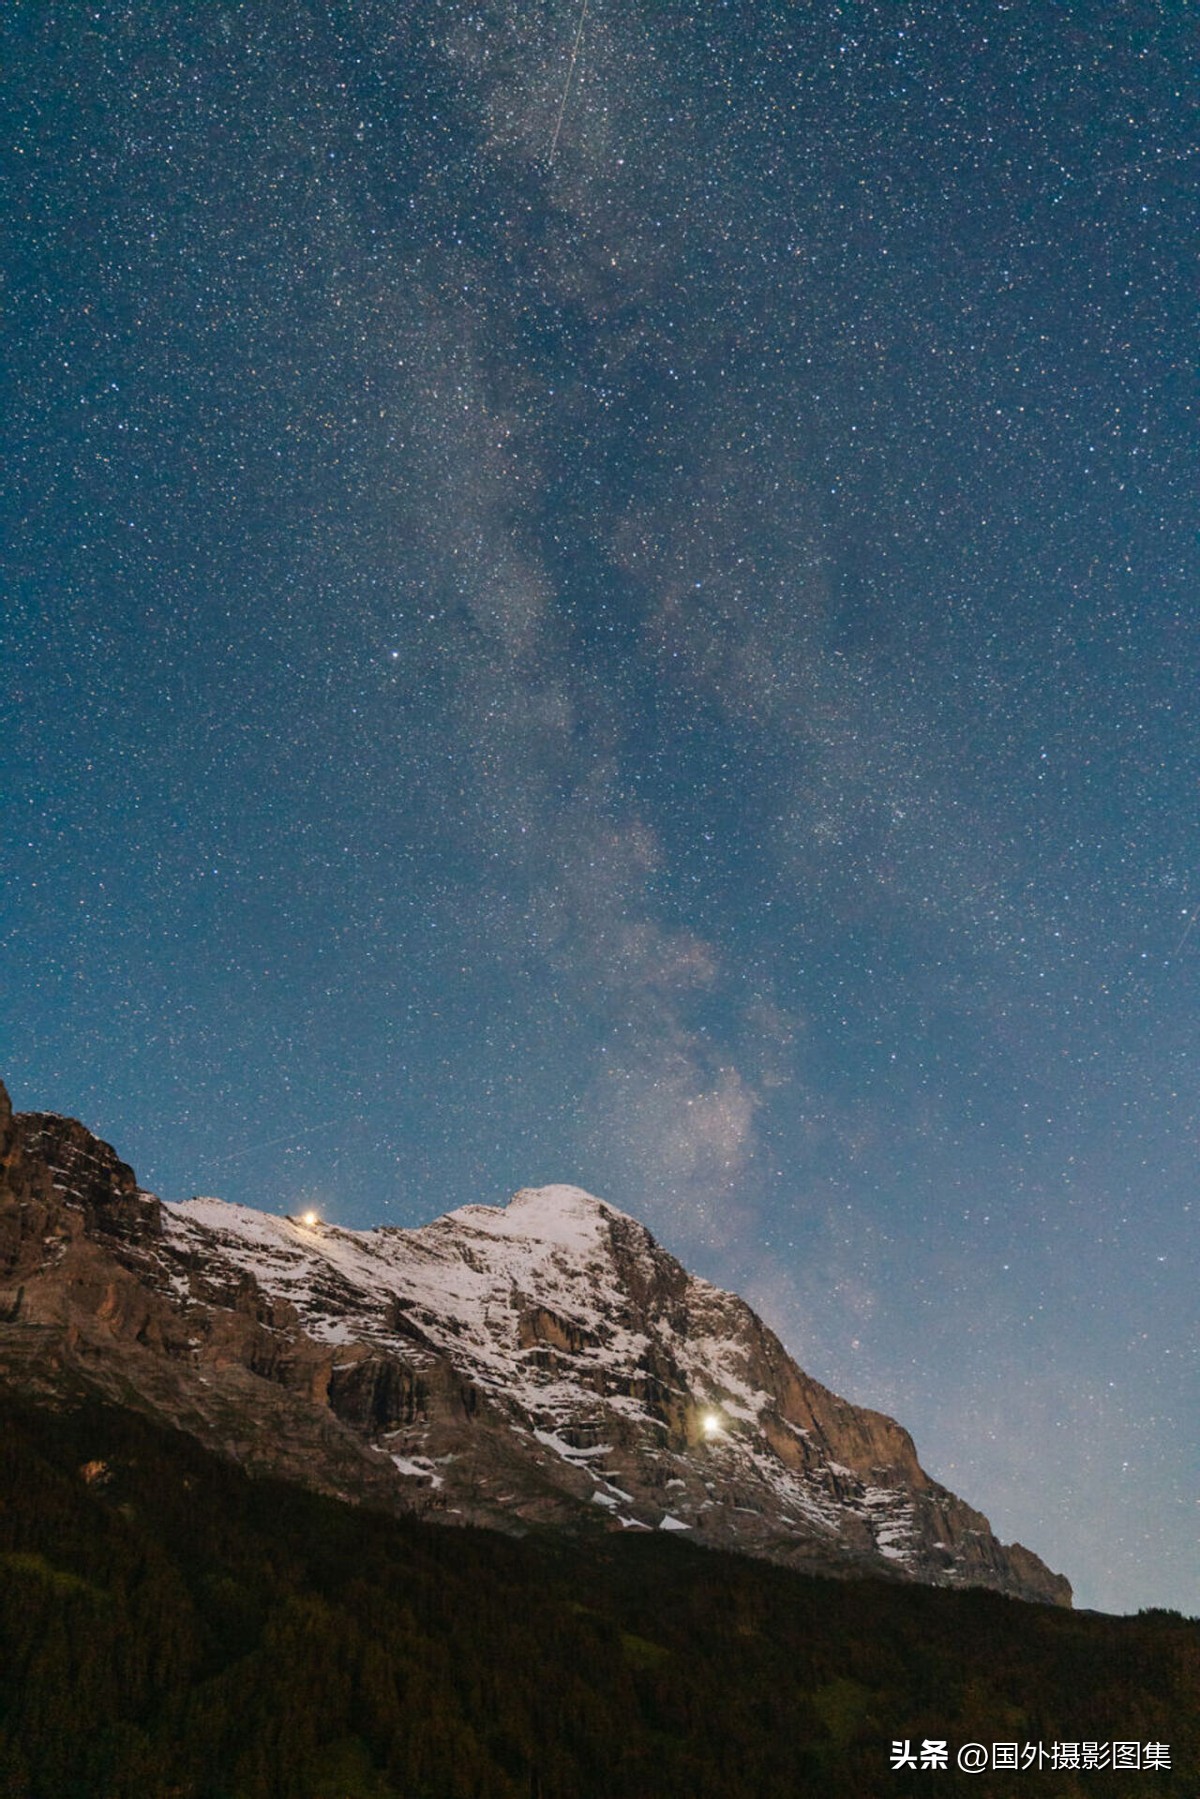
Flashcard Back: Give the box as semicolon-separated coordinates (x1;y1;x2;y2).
701;1411;722;1439
301;1209;319;1227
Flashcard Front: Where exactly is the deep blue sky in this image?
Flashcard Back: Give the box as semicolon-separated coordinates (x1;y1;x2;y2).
4;1;1196;1614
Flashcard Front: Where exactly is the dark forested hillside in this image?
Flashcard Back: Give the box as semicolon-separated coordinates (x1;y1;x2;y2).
0;1389;1194;1799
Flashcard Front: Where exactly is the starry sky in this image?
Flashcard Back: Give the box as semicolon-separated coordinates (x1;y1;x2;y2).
4;1;1196;1615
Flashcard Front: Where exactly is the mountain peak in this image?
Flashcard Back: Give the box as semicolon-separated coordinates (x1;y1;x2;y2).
444;1183;631;1251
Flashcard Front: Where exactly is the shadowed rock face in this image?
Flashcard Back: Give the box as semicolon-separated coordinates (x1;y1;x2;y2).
0;1081;1070;1605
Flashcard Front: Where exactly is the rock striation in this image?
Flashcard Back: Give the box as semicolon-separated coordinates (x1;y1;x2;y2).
0;1081;1070;1605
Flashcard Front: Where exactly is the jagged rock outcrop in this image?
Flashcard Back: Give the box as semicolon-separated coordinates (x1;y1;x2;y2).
0;1080;1071;1604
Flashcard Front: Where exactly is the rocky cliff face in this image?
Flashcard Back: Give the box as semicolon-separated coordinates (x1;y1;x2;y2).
0;1081;1070;1605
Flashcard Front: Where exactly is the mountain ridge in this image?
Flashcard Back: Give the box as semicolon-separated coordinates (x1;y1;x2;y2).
0;1081;1070;1605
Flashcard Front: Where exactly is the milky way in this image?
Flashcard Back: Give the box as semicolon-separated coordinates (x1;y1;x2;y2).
4;1;1196;1613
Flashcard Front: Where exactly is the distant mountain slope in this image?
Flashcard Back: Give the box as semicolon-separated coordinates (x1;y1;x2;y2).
0;1081;1068;1604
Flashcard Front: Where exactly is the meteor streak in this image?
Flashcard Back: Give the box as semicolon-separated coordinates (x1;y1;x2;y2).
200;1118;338;1169
549;0;587;166
1169;904;1200;959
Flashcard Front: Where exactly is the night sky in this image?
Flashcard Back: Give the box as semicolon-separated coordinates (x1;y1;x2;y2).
4;2;1196;1615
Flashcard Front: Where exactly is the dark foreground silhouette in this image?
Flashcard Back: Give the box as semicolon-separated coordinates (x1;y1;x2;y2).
0;1389;1194;1798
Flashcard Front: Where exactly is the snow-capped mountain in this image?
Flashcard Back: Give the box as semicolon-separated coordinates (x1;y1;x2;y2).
0;1084;1070;1605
